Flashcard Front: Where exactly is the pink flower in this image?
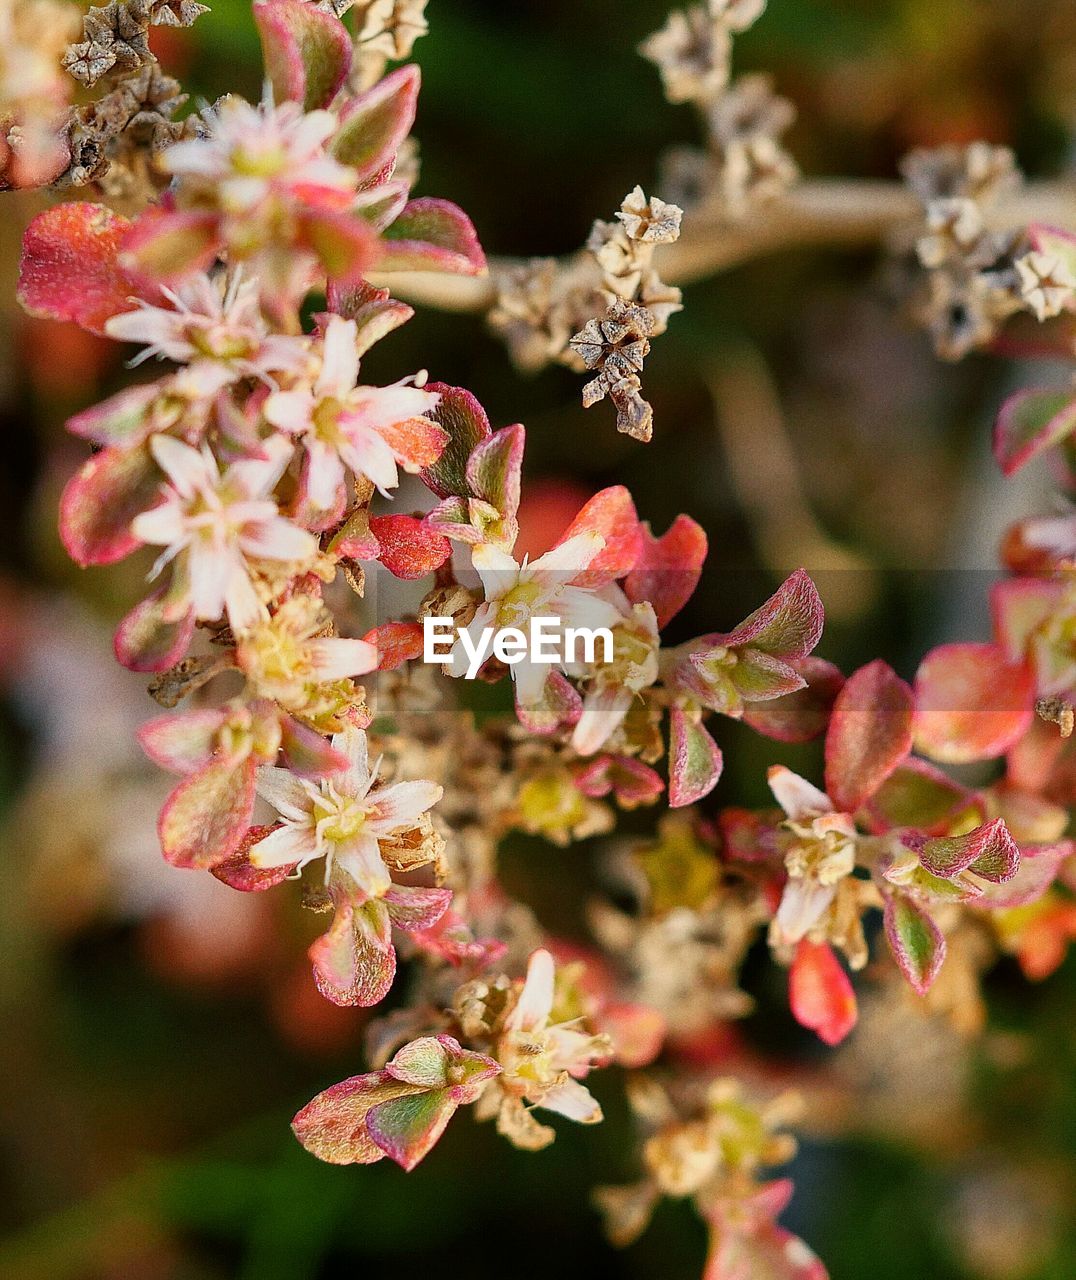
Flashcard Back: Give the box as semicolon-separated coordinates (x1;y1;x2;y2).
248;726;442;894
263;314;444;515
131;433;315;633
105;270;310;390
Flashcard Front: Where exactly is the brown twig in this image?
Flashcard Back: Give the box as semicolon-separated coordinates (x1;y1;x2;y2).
371;177;1076;314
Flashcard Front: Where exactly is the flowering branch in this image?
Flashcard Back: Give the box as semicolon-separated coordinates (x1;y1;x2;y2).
6;0;1076;1277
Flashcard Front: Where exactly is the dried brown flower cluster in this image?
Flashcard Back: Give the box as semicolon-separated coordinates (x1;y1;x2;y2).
898;142;1075;359
57;0;207;198
490;186;683;441
642;0;797;220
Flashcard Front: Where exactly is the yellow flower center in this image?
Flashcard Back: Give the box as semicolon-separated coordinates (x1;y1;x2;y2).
497;580;544;628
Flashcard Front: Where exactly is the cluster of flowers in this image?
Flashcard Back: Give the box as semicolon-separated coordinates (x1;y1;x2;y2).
10;1;1076;1277
899;143;1076;359
641;0;798;218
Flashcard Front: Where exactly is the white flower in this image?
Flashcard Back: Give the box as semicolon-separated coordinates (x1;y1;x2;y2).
448;534;624;710
498;949;606;1122
132;433;315;633
1015;251;1076;322
248;727;442;895
105;271;310;388
766;766;857;948
163;92;357;214
571;599;659;755
263;315;441;508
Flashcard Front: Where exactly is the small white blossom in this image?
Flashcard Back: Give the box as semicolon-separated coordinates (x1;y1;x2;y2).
132;433;314;633
249;727;442;894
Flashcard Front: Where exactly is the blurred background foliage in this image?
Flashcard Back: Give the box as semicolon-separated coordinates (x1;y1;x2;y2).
3;0;1076;1277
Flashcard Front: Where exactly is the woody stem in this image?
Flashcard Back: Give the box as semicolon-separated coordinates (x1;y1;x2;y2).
370;177;1076;315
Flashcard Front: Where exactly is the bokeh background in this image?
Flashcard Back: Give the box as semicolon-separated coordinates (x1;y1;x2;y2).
3;0;1076;1276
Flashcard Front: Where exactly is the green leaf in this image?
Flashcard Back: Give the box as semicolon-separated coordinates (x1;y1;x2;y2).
884;893;945;995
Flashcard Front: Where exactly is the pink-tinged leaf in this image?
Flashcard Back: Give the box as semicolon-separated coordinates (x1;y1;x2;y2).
743;656;844;744
311;897;396;1007
624;515;708;628
419;384;492;498
864;757;980;835
555;486;643;587
824;659;913;812
138;708;227;774
368;514;451;580
423;495;477;543
990;576;1064;664
668;708;723;808
993;386;1076;476
382;1035;498;1098
113;586;195;673
67;383;159;449
364;1087;458;1171
60;442;161;567
384;1036;452;1087
299;207;379;285
574;755;665;807
322;284;413;357
515;669;582;735
409;911;506;969
721;570;824;659
384;885;453;932
920;817;1020;883
727;649;805;701
883;893;945;995
119;207;220;286
913;642;1035;764
705;1215;829;1280
211;825;298;890
719;807;782;863
18;203;135;336
254;0;351;111
279;714;349;778
466;423;524;519
292;1071;426;1165
158;757;256;869
328;505;379;561
788;940;857;1046
361;621;424;670
379;198;487;275
972;842;1069;909
331;65;419;184
374;416;449;470
352;180;410;234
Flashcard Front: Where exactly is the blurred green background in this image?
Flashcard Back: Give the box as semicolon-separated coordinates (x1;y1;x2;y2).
2;1;1076;1276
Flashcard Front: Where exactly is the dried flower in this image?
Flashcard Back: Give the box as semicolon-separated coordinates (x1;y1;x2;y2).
616;185;684;245
1015;250;1076;321
640;6;731;106
570;299;657;441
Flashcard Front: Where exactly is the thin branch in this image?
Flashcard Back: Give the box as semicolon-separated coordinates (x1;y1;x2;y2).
373;177;1076;315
